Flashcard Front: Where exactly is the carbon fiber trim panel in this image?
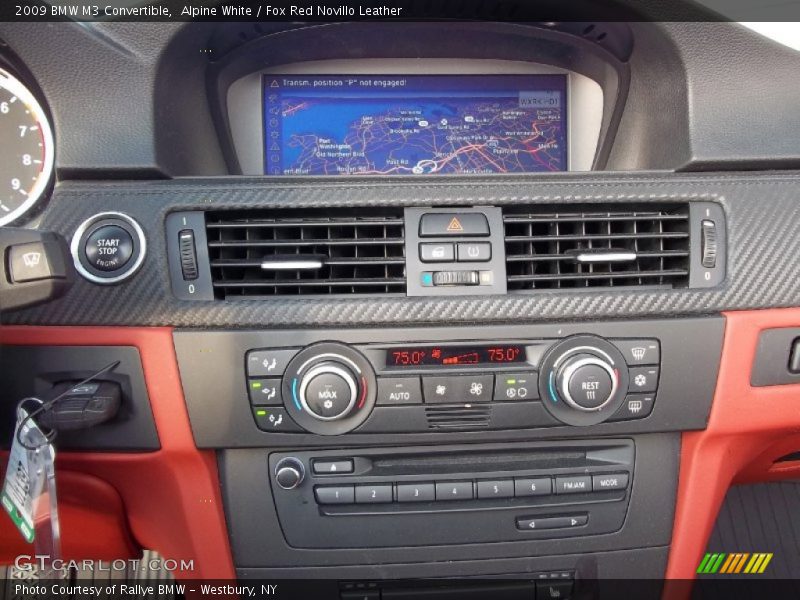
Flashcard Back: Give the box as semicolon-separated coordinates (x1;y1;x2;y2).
3;171;799;327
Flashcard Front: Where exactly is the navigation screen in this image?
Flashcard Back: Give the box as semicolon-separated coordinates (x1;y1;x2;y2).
263;75;568;176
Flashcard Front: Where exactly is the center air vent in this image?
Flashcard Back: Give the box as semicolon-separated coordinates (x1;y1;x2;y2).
205;209;405;297
503;205;690;291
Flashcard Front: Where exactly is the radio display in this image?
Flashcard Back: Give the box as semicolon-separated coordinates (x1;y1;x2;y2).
387;345;527;368
263;74;567;175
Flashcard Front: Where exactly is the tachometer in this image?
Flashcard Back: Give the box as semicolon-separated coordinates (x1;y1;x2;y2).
0;68;54;226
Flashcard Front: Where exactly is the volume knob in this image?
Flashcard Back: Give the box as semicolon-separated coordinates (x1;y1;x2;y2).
275;457;305;490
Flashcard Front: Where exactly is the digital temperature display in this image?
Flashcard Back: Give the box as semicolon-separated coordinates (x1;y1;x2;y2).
387;345;526;368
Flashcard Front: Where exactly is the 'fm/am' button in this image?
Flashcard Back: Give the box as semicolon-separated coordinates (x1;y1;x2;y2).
555;475;592;494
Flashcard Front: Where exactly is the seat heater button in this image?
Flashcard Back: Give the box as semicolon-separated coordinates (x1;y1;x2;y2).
536;580;574;600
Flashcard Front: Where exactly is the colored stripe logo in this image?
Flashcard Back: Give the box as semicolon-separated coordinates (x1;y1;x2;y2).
697;552;773;574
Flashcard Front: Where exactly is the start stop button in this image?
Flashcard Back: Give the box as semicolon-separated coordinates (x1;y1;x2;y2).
84;225;134;272
71;212;146;284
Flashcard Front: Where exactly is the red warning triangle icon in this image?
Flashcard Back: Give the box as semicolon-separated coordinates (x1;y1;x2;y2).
446;217;464;232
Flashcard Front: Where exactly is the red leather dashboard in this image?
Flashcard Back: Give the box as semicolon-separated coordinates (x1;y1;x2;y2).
0;326;234;579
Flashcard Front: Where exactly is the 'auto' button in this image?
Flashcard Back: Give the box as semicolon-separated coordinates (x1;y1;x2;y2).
84;225;134;272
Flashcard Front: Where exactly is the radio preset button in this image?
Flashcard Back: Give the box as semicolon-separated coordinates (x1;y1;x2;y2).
554;475;592;495
514;477;552;497
494;372;539;401
592;473;629;492
376;377;423;405
477;479;514;499
397;483;435;502
435;481;474;501
355;484;393;504
315;485;355;505
246;349;298;377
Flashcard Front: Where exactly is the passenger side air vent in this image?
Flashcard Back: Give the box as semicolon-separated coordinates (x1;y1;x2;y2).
205;209;405;297
503;205;690;291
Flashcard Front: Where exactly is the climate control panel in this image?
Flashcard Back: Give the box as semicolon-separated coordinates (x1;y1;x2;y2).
244;335;661;436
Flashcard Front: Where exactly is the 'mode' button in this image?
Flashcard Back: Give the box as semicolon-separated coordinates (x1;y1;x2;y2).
592;473;629;491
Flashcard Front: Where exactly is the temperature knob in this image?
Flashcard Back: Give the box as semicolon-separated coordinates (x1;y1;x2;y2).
556;354;617;412
299;361;358;421
282;342;377;436
539;335;630;426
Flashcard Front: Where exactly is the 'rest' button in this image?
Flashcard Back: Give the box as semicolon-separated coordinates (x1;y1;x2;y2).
84;225;134;272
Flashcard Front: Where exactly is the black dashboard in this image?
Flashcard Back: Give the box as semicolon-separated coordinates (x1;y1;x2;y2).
2;11;800;594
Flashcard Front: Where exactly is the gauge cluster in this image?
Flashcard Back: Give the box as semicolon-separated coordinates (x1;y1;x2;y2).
0;67;54;226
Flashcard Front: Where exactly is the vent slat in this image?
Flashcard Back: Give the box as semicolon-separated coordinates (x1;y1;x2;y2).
205;209;406;298
207;218;405;229
508;269;689;283
212;278;406;288
208;239;406;248
504;205;690;291
504;232;688;243
505;250;690;262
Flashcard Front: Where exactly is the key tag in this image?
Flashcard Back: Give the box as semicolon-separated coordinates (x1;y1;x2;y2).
2;401;61;563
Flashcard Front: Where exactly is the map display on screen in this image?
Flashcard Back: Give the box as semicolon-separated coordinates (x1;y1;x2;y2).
263;75;568;175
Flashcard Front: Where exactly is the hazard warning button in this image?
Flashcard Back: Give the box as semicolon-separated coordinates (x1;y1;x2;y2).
419;213;490;237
